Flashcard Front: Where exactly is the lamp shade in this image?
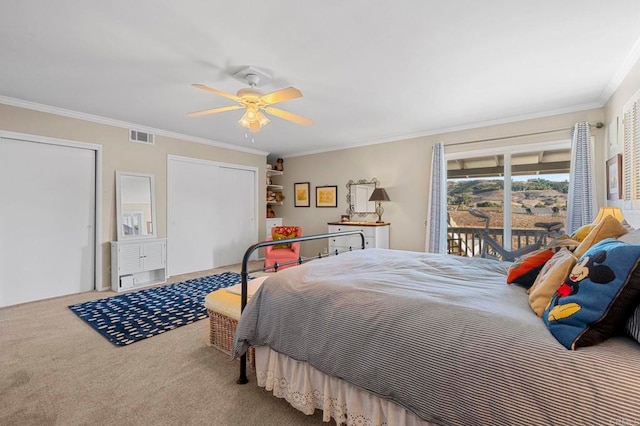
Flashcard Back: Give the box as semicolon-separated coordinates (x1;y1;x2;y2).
369;188;390;202
594;206;625;223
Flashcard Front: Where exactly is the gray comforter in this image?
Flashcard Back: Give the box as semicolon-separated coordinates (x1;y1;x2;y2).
233;249;640;425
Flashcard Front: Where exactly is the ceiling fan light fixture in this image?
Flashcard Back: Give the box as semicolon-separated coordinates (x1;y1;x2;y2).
257;111;270;127
246;107;257;122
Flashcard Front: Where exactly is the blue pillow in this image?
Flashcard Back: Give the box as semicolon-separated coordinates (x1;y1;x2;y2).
543;238;640;350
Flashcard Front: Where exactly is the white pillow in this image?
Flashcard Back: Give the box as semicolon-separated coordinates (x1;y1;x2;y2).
618;228;640;245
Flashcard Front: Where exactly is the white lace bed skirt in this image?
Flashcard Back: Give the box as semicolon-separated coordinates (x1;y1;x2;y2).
254;346;433;426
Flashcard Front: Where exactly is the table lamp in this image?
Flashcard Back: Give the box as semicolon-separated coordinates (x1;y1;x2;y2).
369;188;390;223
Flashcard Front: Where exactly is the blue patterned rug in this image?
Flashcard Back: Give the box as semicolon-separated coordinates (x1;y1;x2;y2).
69;272;244;346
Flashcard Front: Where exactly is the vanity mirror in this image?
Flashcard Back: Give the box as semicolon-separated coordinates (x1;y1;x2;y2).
346;178;378;217
115;171;157;240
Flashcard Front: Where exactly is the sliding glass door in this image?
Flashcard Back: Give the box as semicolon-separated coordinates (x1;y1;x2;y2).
446;141;570;258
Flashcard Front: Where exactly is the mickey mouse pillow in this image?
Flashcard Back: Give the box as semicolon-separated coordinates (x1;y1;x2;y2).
543;238;640;350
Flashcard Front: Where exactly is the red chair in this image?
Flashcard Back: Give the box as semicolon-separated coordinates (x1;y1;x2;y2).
264;226;302;272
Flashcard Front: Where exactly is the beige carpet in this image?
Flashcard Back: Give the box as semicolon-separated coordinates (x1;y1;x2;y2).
0;263;328;425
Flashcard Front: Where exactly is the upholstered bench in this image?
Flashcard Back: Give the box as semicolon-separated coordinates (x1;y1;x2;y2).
204;276;268;368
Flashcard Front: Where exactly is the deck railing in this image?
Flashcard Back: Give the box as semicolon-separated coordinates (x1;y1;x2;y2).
447;226;555;258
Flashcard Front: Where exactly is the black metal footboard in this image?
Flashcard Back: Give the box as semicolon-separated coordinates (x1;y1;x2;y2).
237;230;365;384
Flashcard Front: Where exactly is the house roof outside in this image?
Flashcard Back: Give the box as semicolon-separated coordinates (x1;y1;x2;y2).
1;1;639;157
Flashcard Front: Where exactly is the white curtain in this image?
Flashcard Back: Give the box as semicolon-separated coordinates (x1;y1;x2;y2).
566;122;596;234
426;142;447;253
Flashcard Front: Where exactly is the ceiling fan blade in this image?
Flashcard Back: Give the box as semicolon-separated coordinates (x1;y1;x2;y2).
264;107;313;126
192;83;241;102
187;105;242;117
260;87;303;105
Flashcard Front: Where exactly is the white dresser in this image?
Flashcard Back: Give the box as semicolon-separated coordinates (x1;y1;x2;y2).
111;238;167;292
327;222;390;253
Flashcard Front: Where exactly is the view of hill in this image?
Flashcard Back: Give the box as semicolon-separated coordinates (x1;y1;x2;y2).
447;178;568;230
448;178;568;211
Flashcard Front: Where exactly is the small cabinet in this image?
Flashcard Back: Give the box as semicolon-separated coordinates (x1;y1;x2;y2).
266;218;283;238
111;238;167;292
327;222;390;253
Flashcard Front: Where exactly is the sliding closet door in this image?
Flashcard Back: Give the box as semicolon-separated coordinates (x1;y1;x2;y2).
167;157;257;277
215;166;257;267
167;158;218;276
0;137;96;307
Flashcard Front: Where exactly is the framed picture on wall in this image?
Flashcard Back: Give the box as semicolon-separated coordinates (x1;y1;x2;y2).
316;185;338;207
606;154;622;200
294;182;310;207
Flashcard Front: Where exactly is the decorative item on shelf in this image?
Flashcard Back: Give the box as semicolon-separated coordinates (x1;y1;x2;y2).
266;205;276;218
275;158;284;171
341;215;350;222
274;191;285;204
369;187;391;223
266;163;273;170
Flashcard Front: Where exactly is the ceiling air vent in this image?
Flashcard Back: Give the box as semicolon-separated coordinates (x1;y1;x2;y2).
129;129;155;145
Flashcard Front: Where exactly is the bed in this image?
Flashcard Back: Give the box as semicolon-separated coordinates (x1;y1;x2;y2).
232;245;640;425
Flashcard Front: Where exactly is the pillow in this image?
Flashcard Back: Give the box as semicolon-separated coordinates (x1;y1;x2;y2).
543;238;640;350
528;248;577;317
571;224;595;242
572;215;628;258
625;304;640;344
506;248;554;287
272;231;296;249
618;228;640;245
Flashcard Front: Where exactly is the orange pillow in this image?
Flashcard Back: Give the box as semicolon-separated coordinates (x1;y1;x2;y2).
506;249;555;287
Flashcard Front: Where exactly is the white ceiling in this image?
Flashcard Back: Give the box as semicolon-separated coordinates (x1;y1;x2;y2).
1;1;640;158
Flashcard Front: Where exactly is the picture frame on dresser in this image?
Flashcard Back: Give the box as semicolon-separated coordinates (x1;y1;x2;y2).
606;154;622;200
316;185;338;208
294;182;310;207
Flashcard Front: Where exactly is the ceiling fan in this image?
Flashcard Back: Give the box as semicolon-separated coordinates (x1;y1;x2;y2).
187;73;313;133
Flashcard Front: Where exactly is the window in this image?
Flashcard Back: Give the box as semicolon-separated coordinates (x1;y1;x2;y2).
446;142;570;258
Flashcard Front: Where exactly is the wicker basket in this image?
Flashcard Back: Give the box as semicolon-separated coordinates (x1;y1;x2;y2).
207;309;255;369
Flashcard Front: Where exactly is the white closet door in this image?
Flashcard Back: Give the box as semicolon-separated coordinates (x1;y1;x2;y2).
0;137;95;307
167;158;218;276
214;166;256;266
168;158;257;277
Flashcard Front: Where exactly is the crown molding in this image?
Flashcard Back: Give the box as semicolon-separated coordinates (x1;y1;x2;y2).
599;34;640;105
284;102;603;158
0;96;269;156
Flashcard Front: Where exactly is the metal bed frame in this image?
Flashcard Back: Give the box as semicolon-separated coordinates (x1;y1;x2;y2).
237;229;365;384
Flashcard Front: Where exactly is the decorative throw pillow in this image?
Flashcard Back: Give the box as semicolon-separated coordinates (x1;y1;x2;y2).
506;248;554;287
272;226;298;249
571;224;595;242
543;238;640;350
625;304;640;344
573;215;628;258
618;228;640;245
528;248;577;317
